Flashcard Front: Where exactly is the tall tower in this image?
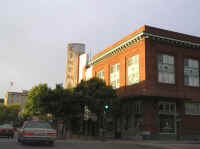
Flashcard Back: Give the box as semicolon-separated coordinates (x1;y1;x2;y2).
65;43;85;88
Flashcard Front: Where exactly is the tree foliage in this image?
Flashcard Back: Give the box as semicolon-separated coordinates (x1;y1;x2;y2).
0;104;20;124
24;83;51;116
74;77;118;115
24;83;80;123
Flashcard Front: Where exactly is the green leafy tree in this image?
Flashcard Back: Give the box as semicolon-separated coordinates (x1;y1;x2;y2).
24;83;51;117
0;104;7;124
74;77;119;136
0;104;20;125
24;83;80;137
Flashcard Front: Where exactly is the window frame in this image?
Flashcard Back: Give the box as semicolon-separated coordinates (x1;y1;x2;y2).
184;58;200;88
97;70;105;80
158;102;176;115
134;101;143;114
185;102;200;116
157;54;175;85
158;102;176;134
126;55;140;86
110;63;120;89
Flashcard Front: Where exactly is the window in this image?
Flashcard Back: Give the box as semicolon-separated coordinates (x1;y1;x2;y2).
135;101;143;114
110;63;120;89
159;102;176;114
185;103;200;115
158;54;175;84
160;115;175;133
126;55;140;85
184;58;199;87
97;70;104;80
159;102;176;134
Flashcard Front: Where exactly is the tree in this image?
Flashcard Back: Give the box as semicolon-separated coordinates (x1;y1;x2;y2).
24;83;51;117
0;104;20;125
74;77;119;136
0;104;7;124
24;83;80;137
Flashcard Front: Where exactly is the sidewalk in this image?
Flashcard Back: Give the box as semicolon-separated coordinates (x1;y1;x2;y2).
107;140;200;145
58;137;200;145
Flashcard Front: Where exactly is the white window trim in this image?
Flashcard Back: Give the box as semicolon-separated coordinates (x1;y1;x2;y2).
184;58;200;87
158;54;175;84
97;70;104;80
126;55;140;85
110;63;120;89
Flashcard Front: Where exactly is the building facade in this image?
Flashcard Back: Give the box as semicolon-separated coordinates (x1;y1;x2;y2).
88;25;200;140
66;25;200;140
65;43;85;88
4;90;28;110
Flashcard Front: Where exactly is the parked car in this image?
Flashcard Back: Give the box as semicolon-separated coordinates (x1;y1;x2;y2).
17;120;56;145
0;124;14;138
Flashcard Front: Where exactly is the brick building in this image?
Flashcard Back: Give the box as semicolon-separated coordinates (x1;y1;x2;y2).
65;25;200;139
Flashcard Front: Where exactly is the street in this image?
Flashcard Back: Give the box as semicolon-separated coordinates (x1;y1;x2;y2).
0;137;200;149
0;138;164;149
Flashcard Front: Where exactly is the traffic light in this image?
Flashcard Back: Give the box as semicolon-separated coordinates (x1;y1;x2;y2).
104;104;109;112
104;104;112;112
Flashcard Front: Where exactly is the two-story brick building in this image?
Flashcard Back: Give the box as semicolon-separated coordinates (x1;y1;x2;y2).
65;25;200;140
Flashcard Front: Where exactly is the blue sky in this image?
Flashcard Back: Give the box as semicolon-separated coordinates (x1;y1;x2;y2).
0;0;200;97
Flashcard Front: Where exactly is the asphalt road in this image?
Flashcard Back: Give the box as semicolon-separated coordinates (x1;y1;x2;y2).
0;137;200;149
0;138;166;149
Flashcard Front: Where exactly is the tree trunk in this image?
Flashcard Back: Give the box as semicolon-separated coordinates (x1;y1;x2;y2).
65;117;72;139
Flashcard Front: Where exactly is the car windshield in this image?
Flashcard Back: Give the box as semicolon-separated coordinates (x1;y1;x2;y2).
3;124;12;128
0;124;12;128
24;121;51;129
0;125;5;128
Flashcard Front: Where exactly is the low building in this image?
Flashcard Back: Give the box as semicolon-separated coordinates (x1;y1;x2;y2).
4;90;28;109
88;25;200;140
66;25;200;140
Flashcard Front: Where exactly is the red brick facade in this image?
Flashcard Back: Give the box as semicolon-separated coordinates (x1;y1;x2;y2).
90;25;200;139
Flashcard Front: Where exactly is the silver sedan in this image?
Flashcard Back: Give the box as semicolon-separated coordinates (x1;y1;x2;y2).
17;120;56;145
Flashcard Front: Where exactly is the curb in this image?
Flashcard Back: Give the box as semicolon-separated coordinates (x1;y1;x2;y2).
56;139;200;145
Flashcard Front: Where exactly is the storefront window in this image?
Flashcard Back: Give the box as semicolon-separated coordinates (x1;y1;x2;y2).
185;103;200;115
159;102;176;114
159;102;176;133
160;115;175;133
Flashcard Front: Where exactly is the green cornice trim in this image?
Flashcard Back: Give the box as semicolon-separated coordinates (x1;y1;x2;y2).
89;32;146;65
144;32;200;49
89;31;200;66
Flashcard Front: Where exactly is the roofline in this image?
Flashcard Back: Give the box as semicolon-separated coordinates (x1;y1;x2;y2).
89;30;200;66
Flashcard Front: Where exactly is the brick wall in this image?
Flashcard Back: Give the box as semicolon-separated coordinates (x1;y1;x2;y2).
146;39;200;101
92;40;147;97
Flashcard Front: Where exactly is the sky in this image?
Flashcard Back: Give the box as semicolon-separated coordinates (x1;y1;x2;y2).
0;0;200;98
